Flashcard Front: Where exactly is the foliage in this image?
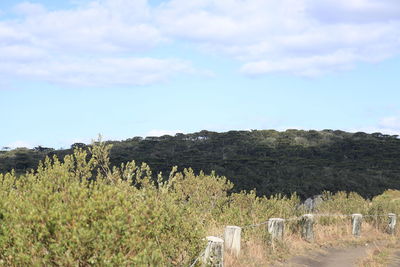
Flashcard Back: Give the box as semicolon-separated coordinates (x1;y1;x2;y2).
370;189;400;215
318;191;369;215
1;129;399;199
0;144;206;266
367;190;400;231
0;141;302;266
0;140;398;266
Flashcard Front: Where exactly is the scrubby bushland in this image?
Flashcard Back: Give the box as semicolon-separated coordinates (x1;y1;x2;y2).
0;143;206;266
0;141;398;266
0;142;301;266
1;129;400;199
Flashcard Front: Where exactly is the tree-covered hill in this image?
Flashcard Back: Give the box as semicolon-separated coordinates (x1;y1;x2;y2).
1;129;399;199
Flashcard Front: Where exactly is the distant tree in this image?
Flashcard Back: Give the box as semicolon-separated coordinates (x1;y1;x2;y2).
71;143;87;149
371;132;384;138
33;146;54;152
130;137;143;142
353;132;368;138
1;130;400;199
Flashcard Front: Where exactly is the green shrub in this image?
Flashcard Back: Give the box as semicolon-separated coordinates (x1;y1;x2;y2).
367;190;400;231
0;144;205;266
0;140;397;266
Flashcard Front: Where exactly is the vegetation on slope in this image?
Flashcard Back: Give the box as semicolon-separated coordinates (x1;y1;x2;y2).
0;141;399;266
1;129;400;198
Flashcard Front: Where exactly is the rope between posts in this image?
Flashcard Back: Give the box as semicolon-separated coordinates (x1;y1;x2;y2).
314;213;352;217
242;219;270;229
285;216;302;222
363;215;390;217
313;214;393;219
241;216;303;229
189;213;395;266
235;213;394;231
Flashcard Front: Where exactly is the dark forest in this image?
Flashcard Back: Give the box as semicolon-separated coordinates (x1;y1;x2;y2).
1;129;399;199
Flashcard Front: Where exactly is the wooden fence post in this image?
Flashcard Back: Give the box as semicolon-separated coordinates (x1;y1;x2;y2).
203;236;224;267
268;218;285;241
301;214;314;242
224;226;241;257
352;214;362;237
388;213;397;235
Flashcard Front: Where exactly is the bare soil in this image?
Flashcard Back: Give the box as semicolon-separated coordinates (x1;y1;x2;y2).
388;250;400;267
274;245;370;267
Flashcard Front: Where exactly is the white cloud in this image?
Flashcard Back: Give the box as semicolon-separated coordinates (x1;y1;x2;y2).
12;1;163;53
13;2;46;16
0;0;179;87
306;0;400;23
1;0;400;84
156;0;400;76
0;55;192;86
0;45;46;62
241;50;358;76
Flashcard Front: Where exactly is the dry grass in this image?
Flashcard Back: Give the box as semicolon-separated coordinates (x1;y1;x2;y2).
314;219;389;246
225;239;270;267
221;219;396;267
358;237;400;267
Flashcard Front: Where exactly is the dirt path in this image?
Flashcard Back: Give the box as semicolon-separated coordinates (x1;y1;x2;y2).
275;245;369;267
388;250;400;267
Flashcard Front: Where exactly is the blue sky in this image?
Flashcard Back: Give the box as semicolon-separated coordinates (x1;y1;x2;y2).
1;0;400;149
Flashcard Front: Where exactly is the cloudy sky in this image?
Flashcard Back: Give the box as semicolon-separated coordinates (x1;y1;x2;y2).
1;0;400;149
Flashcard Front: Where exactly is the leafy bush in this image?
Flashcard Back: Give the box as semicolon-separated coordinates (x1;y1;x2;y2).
0;144;205;266
0;140;397;266
367;190;400;231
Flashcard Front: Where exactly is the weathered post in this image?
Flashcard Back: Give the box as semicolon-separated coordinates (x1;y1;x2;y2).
388;213;397;235
268;218;285;241
203;236;224;267
352;214;362;237
224;226;241;257
301;214;314;242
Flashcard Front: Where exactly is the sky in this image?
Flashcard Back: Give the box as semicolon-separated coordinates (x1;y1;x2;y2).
1;0;400;149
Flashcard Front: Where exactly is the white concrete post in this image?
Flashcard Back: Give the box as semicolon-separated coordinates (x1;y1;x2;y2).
224;226;241;257
268;218;285;241
352;214;362;237
388;213;397;235
203;236;224;267
301;214;314;242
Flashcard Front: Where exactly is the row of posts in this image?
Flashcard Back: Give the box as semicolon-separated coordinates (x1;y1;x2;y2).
201;213;397;267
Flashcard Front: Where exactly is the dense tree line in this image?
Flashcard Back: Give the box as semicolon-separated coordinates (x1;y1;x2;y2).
1;129;399;199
